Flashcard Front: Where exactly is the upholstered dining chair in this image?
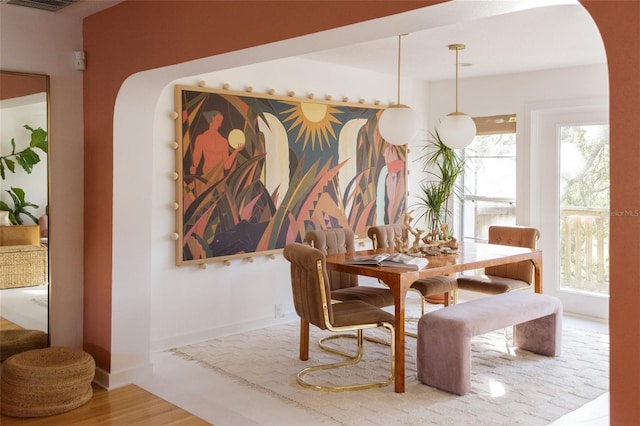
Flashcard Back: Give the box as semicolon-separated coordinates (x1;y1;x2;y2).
367;224;458;338
305;228;394;355
283;243;395;391
457;225;540;295
305;228;394;306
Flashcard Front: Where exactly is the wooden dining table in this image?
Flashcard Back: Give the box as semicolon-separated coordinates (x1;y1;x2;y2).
323;240;543;393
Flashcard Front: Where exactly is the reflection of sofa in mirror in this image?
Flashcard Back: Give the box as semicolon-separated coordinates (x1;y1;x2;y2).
0;225;48;289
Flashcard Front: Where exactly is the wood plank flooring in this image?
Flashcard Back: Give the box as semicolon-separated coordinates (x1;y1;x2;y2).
0;384;210;425
2;318;208;424
0;316;23;331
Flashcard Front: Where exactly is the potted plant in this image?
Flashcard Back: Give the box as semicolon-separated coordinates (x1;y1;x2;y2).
414;129;465;243
0;187;39;225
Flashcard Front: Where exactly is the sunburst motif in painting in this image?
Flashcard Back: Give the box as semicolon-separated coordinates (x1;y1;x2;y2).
280;102;342;150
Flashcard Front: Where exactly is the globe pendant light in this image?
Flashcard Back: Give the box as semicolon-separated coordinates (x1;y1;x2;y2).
378;34;418;146
437;44;476;150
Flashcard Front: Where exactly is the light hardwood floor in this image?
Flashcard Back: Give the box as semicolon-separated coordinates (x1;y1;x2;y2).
0;316;23;331
0;384;210;425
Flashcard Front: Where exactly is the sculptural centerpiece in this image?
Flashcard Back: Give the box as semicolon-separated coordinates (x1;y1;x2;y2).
395;210;458;256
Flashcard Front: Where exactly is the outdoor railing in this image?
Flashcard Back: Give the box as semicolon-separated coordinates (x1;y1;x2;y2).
468;203;610;295
560;207;609;294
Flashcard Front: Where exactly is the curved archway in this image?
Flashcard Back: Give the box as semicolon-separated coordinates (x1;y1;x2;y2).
108;4;612;394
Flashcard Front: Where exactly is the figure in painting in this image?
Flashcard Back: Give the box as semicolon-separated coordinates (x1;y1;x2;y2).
190;110;243;183
188;110;245;250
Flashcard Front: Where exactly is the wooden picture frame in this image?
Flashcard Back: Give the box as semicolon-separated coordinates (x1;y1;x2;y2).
175;85;407;265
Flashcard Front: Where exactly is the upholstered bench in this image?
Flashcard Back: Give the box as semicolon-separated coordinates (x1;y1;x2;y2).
416;292;562;395
0;347;95;417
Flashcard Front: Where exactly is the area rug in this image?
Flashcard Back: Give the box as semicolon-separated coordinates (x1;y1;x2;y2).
0;286;48;332
171;310;609;426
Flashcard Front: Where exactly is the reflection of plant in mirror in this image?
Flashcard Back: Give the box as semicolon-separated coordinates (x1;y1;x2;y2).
0;187;39;225
0;125;48;180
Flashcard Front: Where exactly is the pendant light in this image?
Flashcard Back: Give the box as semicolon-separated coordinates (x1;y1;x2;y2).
437;44;476;150
378;34;418;146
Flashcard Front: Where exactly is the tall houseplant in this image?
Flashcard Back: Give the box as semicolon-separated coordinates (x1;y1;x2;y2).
415;129;465;240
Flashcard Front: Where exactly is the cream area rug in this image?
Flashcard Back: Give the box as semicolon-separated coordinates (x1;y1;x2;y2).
171;309;609;426
0;285;48;332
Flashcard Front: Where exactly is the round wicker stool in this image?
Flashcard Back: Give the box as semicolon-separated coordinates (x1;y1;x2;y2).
0;347;95;418
0;329;48;362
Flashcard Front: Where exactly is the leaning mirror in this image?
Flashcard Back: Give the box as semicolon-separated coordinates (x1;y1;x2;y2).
0;71;50;359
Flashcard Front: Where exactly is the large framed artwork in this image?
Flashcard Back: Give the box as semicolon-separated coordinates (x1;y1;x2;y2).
175;85;407;265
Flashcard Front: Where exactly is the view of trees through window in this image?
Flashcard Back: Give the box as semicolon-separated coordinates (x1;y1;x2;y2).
460;116;609;296
559;124;610;294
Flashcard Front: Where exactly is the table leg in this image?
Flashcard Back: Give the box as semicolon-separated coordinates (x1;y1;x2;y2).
300;319;309;361
392;278;411;393
531;252;543;294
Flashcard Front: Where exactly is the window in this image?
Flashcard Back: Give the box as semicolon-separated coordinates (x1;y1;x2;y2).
558;123;610;294
460;114;516;242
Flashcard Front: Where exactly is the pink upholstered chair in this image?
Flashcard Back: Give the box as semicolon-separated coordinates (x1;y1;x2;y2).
457;225;540;294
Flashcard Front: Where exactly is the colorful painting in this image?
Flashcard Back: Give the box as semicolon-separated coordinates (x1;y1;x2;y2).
175;86;407;265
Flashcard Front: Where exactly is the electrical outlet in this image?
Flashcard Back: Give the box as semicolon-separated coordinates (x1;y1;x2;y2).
274;303;283;318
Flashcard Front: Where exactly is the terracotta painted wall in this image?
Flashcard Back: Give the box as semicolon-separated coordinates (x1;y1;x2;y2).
83;0;639;422
82;0;442;371
0;72;47;100
580;2;640;424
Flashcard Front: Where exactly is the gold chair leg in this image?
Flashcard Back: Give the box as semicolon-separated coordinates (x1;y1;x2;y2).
504;325;513;341
319;332;390;359
297;325;395;392
405;288;434;338
405;289;458;338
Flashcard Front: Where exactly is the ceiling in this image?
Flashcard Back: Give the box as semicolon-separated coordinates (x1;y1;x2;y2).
9;0;605;82
299;2;606;82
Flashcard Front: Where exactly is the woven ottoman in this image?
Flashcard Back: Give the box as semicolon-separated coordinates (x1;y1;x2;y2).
0;329;48;361
0;347;95;417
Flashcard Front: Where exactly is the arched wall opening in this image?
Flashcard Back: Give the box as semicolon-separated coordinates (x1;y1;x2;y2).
108;3;610;393
109;11;434;387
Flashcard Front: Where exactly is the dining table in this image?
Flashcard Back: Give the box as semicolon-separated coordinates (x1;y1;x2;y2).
323;240;543;393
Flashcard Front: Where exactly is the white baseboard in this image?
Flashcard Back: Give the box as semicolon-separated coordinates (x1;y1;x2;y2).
149;314;298;353
93;362;154;390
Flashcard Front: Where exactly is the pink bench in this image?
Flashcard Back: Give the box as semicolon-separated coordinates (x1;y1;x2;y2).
416;292;562;395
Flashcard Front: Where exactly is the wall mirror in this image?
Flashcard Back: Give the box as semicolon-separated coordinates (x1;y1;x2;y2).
0;70;50;351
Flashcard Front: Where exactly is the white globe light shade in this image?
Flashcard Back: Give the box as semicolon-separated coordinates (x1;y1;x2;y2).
378;104;419;146
437;112;477;150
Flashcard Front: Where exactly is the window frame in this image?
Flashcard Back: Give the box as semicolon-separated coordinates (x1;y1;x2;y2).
460;114;517;242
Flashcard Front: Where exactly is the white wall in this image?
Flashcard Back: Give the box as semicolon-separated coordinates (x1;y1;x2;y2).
0;4;85;347
144;61;608;352
109;29;429;385
149;57;429;350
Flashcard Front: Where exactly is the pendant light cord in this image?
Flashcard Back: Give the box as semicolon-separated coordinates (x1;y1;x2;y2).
448;43;466;113
396;34;408;105
455;46;459;113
